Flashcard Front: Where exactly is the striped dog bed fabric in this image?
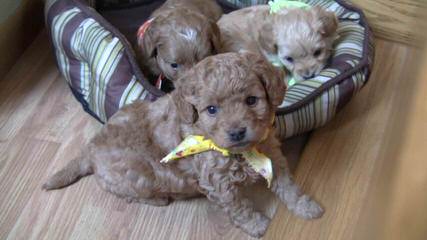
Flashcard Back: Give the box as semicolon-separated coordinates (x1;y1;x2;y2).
45;0;374;139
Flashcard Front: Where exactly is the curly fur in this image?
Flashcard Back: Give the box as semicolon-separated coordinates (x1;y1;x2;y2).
43;52;323;238
218;5;338;81
137;0;222;84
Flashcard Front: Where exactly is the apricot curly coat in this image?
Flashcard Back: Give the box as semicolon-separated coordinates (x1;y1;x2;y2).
137;0;222;83
218;5;338;81
43;52;323;237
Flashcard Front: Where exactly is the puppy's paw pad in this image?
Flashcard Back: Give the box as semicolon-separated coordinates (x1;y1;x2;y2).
293;195;324;219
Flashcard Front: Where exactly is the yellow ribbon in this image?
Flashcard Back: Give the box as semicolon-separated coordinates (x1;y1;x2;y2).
161;135;273;188
268;0;311;14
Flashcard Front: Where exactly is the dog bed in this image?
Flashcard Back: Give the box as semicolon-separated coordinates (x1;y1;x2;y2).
45;0;374;139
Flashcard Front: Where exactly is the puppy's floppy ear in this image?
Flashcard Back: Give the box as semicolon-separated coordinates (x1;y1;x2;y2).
171;73;199;124
257;22;277;54
209;21;222;54
138;24;160;59
247;53;287;106
312;6;338;37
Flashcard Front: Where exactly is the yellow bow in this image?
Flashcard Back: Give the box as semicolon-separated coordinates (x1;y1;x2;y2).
268;0;311;14
161;135;273;188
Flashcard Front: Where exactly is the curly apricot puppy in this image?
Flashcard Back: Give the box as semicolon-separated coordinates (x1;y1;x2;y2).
43;52;323;237
219;5;338;81
137;0;222;86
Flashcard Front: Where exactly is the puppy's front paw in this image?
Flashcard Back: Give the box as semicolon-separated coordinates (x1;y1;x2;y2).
293;195;324;219
239;213;270;238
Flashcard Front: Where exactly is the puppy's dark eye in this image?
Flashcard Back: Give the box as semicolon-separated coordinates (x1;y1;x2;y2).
206;106;218;116
170;63;179;69
285;56;294;63
313;49;322;57
246;96;258;106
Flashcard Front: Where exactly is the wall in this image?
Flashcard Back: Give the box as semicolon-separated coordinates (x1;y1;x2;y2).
0;0;44;80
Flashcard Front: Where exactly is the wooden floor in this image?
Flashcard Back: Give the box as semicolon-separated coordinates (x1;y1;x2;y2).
0;32;420;240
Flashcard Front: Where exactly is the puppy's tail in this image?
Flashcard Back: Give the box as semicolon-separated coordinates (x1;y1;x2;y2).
42;156;93;190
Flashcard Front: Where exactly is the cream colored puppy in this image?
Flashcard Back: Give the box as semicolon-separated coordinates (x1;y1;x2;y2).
218;5;338;81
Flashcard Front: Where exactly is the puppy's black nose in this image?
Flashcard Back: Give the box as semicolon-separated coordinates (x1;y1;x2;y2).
228;127;247;142
303;73;316;80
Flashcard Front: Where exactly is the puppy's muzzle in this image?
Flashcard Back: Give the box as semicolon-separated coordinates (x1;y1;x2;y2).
303;73;316;80
228;127;247;142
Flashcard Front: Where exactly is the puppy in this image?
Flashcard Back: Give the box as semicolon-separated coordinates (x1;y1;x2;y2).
43;52;323;238
218;5;338;81
137;0;222;89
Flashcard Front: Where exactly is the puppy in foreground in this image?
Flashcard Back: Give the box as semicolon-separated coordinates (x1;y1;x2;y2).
218;4;338;82
43;52;323;237
137;0;222;90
